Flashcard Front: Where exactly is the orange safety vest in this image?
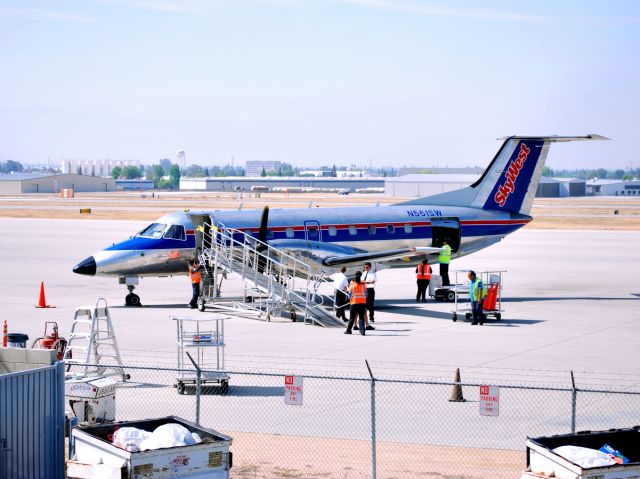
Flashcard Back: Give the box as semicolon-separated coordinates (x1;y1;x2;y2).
189;267;202;284
417;263;432;280
349;281;367;305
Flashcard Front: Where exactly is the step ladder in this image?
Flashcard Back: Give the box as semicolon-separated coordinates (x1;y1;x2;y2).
63;298;129;381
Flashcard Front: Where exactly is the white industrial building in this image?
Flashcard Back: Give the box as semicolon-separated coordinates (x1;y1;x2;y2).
62;159;141;177
245;161;282;177
0;173;116;193
386;174;586;198
587;179;640;196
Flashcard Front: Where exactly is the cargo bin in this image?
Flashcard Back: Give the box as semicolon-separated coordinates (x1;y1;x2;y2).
526;426;640;479
69;416;232;479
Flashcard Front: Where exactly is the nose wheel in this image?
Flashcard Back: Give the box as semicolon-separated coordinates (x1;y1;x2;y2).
125;285;142;307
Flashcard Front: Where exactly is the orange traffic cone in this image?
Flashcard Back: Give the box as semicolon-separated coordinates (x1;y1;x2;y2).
449;368;466;402
35;282;55;308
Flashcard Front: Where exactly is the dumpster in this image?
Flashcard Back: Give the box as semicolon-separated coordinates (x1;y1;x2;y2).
525;426;640;479
68;416;232;479
7;333;28;348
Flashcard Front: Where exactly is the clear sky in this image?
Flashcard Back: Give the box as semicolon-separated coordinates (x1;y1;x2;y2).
0;0;638;169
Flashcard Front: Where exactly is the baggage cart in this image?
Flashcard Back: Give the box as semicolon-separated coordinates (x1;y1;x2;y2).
172;315;230;395
68;416;232;479
525;426;640;479
451;270;505;322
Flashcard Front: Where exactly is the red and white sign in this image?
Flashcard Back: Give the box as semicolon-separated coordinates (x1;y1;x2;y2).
284;375;303;406
479;385;499;416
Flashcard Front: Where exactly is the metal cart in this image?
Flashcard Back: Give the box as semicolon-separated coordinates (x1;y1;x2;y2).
172;315;230;395
451;270;505;322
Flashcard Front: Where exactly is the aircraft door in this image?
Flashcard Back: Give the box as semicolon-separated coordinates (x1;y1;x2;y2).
431;217;461;252
304;220;322;242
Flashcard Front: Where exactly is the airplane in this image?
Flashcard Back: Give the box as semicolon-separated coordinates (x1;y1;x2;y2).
73;134;606;306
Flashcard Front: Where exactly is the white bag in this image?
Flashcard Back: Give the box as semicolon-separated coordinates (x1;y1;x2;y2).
140;423;202;450
553;445;616;468
112;427;152;452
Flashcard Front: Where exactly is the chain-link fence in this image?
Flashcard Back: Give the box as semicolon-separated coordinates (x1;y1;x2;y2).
69;362;640;479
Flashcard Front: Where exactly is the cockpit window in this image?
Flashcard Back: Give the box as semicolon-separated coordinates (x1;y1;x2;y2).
138;223;167;239
164;224;186;241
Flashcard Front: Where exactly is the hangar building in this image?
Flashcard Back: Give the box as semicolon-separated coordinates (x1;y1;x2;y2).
386;174;586;198
587;179;640;196
180;177;384;191
0;173;116;194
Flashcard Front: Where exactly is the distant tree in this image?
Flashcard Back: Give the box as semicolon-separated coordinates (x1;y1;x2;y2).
623;173;634;181
204;167;210;177
541;166;553;177
77;166;83;175
111;166;122;178
0;160;24;173
595;168;608;179
612;169;625;180
184;164;205;177
91;165;96;177
331;164;337;177
260;167;266;177
169;164;181;188
122;165;142;179
159;159;172;175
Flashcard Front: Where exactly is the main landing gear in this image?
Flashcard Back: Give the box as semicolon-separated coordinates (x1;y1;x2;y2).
125;285;142;307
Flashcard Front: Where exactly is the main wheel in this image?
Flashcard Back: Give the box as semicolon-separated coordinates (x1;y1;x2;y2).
496;313;502;321
177;382;186;395
197;297;206;312
220;380;229;395
446;290;456;302
452;313;457;322
290;310;297;322
465;313;471;320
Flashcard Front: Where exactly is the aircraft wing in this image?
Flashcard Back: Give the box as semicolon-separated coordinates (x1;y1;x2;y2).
323;246;444;266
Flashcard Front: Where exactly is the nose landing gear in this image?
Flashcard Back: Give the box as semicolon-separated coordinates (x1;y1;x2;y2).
125;285;142;307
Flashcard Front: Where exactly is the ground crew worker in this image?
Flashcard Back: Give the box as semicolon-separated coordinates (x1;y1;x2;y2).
345;271;367;335
362;262;377;323
468;270;486;325
415;259;432;302
439;239;452;286
330;266;349;321
188;259;202;309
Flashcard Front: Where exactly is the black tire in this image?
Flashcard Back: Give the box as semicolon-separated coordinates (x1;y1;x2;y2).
465;313;471;320
452;314;457;322
496;313;502;321
290;310;297;322
125;293;141;307
177;382;186;395
197;297;206;312
220;380;229;395
446;290;456;302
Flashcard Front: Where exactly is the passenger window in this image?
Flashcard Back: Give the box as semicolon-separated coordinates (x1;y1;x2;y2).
328;226;337;236
368;225;376;235
387;224;395;234
404;224;413;234
349;225;357;235
286;228;295;238
139;223;167;239
164;224;186;241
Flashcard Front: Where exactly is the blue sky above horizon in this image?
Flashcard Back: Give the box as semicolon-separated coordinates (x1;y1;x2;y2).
0;0;638;169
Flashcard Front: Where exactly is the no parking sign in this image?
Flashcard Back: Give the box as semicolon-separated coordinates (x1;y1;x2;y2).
284;375;303;405
479;385;499;416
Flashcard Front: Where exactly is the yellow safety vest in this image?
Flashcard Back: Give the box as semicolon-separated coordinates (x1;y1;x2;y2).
439;244;451;264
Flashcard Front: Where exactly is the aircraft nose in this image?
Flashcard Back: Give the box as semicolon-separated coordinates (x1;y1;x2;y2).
73;256;97;276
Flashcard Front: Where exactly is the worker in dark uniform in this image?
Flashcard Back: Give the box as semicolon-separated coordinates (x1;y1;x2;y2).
415;259;432;302
468;270;486;325
188;259;202;309
439;239;452;286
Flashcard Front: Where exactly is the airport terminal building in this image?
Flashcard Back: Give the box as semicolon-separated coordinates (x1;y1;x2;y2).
180;176;384;191
587;179;640;196
0;173;116;194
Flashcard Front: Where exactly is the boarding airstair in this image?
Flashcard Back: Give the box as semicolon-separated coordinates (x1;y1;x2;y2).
63;298;129;381
196;222;344;328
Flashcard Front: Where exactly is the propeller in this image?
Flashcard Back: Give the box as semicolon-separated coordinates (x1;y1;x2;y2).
257;206;269;251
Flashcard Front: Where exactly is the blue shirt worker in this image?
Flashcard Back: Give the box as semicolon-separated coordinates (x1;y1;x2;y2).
468;270;486;326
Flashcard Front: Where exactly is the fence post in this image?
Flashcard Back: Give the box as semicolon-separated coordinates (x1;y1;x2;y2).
570;370;577;433
186;352;201;426
365;360;377;479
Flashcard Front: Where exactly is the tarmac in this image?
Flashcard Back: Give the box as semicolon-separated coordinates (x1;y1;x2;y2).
2;216;639;384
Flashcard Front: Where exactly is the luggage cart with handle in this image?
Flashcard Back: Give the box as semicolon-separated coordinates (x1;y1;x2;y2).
451;270;505;322
172;314;230;395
